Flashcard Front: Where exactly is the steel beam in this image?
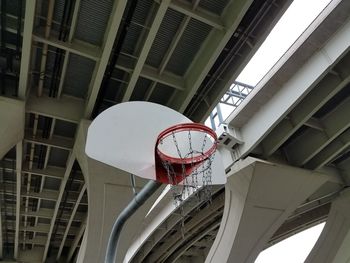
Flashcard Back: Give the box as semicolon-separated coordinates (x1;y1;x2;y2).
229;14;350;159
167;0;224;30
14;188;87;206
67;216;87;262
0;186;2;259
14;143;22;259
57;0;82;98
22;208;85;222
141;64;184;90
121;0;171;102
42;154;75;262
147;194;224;262
168;221;221;263
285;97;350;166
306;129;350;170
115;57;185;90
262;71;350;156
26;93;85;123
169;0;253;112
22;164;64;180
56;184;86;260
84;0;128;117
131;188;222;263
18;0;36;99
32;34;100;61
24;131;74;151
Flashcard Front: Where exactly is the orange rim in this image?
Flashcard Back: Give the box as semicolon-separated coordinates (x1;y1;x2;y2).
156;123;217;164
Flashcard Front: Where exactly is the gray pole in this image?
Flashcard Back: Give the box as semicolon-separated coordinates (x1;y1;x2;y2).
105;180;162;263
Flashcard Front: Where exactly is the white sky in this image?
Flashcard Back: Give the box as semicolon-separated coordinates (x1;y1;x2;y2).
256;223;325;263
236;0;332;86
212;0;332;261
208;0;333;124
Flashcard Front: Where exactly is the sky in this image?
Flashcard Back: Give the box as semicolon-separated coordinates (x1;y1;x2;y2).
208;0;333;124
214;0;332;261
255;223;325;263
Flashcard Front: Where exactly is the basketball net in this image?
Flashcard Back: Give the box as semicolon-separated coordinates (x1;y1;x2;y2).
155;123;217;206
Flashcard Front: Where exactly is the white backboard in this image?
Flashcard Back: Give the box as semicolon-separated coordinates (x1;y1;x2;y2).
85;102;226;185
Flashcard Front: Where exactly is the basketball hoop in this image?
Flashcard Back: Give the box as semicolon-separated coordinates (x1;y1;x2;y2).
155;123;217;204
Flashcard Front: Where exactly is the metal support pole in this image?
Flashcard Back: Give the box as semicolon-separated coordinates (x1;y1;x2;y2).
105;180;162;263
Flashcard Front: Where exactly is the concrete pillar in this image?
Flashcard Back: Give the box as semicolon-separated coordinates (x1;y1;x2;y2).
305;189;350;263
0;97;25;158
206;158;328;263
74;120;164;263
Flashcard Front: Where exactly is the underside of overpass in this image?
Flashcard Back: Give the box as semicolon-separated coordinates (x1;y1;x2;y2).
0;0;349;262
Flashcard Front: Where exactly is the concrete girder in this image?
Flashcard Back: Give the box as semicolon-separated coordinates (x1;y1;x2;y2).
146;193;224;262
167;221;221;263
56;184;86;260
126;186;222;263
32;34;100;61
306;129;350;170
121;0;171;102
26;92;85;123
305;189;350;263
73;120;164;263
262;70;350;157
0;97;25;159
84;0;128;117
128;195;201;262
205;158;328;263
228;9;350;159
18;0;36;99
284;97;350;166
169;0;253;113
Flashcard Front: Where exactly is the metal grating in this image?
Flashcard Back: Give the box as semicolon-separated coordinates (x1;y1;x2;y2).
198;0;230;15
47;148;69;168
74;0;113;46
130;77;152;101
132;0;155;25
42;46;61;91
63;53;95;98
54;119;77;138
149;83;174;104
3;1;22;16
52;0;65;26
121;23;144;56
119;0;155;56
165;18;212;76
145;8;185;68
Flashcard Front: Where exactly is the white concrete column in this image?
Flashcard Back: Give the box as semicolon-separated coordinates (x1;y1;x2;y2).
206;158;329;263
0;97;25;158
305;189;350;263
73;120;164;263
